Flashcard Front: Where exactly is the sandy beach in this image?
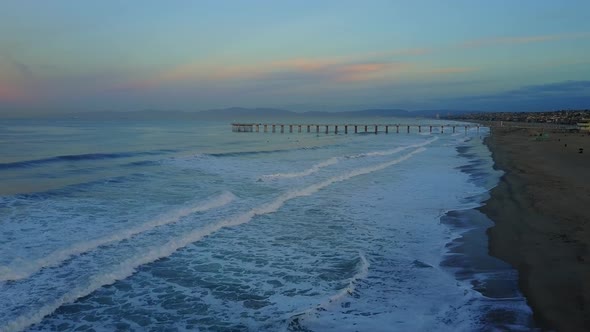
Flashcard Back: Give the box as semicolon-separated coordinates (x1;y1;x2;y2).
481;127;590;331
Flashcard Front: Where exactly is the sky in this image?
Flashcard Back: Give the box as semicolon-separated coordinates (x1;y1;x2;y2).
1;0;590;116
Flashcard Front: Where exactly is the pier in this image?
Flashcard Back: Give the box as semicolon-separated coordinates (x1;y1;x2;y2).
232;123;481;134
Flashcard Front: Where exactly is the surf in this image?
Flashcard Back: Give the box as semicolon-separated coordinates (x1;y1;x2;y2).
1;146;430;332
260;137;438;181
0;191;235;282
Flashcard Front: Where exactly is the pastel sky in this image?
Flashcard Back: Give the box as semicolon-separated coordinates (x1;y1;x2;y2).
1;0;590;115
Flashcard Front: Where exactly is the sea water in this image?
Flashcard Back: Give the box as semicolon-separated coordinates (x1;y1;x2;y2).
0;119;533;331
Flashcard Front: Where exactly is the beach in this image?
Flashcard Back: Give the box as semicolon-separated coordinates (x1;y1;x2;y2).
481;127;590;331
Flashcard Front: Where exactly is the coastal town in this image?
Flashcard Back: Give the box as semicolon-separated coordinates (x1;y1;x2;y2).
444;109;590;126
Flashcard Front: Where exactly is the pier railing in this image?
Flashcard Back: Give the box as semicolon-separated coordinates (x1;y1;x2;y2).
231;123;480;134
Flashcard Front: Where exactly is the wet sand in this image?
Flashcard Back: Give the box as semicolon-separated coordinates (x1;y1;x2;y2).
480;127;590;331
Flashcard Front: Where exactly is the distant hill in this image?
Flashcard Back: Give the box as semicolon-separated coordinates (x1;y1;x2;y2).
26;107;482;121
301;109;480;118
301;109;409;118
211;108;480;119
195;107;296;120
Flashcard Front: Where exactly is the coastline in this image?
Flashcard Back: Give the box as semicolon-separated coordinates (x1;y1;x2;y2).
480;127;590;331
441;133;534;330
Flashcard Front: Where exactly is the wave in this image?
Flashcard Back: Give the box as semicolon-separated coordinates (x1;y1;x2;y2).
0;192;235;282
0;146;430;332
207;146;323;158
0;150;175;170
12;173;149;200
260;157;339;180
260;137;438;181
123;160;161;167
286;253;370;330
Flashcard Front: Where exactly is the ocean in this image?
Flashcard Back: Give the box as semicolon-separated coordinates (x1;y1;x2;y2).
0;118;533;331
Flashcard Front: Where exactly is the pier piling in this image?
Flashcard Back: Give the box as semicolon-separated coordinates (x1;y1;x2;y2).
232;123;482;136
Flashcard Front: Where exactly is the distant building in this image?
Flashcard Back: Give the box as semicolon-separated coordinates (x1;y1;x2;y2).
578;119;590;132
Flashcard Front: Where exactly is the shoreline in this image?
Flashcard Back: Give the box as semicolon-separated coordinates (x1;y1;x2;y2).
441;134;534;330
480;127;590;331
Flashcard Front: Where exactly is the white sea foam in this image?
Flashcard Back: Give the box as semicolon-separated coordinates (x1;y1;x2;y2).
287;252;370;328
260;157;339;180
1;147;430;332
260;137;438;181
0;192;235;282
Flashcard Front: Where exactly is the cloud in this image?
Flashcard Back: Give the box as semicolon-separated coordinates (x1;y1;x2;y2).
86;31;590;112
11;60;33;80
114;31;581;92
512;80;590;94
110;45;436;92
440;80;590;111
0;56;31;102
464;80;590;100
0;83;25;101
112;57;475;94
417;67;477;75
459;32;590;48
0;54;34;81
266;61;413;83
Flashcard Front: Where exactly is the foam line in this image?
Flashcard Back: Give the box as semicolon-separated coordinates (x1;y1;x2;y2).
354;136;437;158
261;137;438;180
1;147;429;332
286;252;370;328
260;157;339;180
328;252;370;304
0;192;235;282
325;252;370;306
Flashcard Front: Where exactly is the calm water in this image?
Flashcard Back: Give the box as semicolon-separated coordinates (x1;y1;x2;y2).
0;119;532;331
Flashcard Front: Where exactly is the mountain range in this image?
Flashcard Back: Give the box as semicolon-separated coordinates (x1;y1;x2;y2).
38;107;480;121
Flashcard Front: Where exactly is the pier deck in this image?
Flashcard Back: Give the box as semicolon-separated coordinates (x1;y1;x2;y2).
231;123;480;134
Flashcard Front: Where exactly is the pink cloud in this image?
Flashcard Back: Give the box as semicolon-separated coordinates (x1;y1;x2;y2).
0;82;27;102
270;58;341;71
334;62;412;82
111;46;432;92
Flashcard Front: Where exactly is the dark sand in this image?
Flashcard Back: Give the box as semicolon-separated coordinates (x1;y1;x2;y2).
480;127;590;331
